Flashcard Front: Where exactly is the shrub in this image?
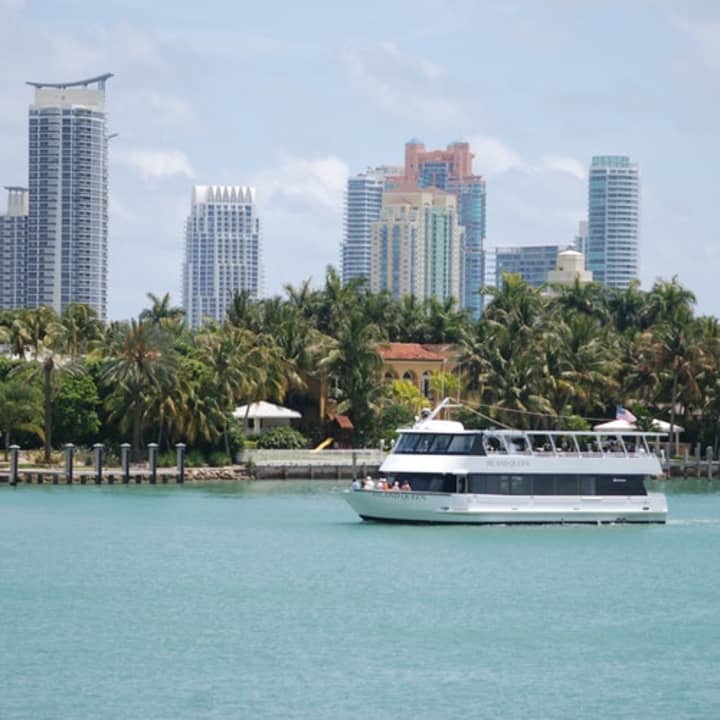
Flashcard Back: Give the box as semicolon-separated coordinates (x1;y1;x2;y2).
185;449;206;467
157;451;176;468
208;450;231;467
256;427;308;450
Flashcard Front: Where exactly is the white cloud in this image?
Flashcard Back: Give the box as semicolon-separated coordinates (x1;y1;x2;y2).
113;148;194;180
671;14;720;72
539;154;587;180
0;0;24;13
253;154;348;209
344;44;466;128
468;135;524;175
469;136;586;180
249;153;350;293
380;41;443;81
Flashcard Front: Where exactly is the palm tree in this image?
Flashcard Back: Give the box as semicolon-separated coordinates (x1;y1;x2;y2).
423;296;470;343
195;324;265;454
0;376;43;459
101;320;178;460
140;292;185;331
320;311;383;444
10;308;80;463
61;303;103;357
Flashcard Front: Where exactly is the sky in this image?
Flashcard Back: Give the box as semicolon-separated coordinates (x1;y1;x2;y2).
0;0;718;320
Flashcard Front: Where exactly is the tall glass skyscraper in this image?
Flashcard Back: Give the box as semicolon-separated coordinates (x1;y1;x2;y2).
0;186;29;311
492;245;560;289
341;166;402;285
404;139;487;317
370;189;462;303
26;74;112;320
586;156;639;288
182;185;261;330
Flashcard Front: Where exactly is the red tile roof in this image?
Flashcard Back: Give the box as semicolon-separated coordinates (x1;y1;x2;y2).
377;343;447;362
329;414;354;430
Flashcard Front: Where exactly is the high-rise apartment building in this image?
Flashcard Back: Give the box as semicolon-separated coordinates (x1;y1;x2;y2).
0;186;29;310
182;185;261;330
586;156;639;288
573;220;588;255
403;139;486;317
492;245;560;289
26;74;112;320
370;189;462;303
341;166;402;285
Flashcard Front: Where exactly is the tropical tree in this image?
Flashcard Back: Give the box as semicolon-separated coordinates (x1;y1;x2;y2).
139;292;185;330
0;376;43;458
61;303;103;357
100;319;178;459
10;308;81;462
320;311;383;444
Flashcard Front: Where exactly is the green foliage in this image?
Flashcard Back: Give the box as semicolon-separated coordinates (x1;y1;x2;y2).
157;451;177;468
185;449;206;468
558;414;591;432
388;379;426;414
207;450;231;467
226;416;246;454
52;372;101;445
3;274;720;457
370;405;416;445
256;427;308;449
452;407;486;430
0;375;44;454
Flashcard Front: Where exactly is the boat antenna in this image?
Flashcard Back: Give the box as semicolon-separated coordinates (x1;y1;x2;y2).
428;397;463;421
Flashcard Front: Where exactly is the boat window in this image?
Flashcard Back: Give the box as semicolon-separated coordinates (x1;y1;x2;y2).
415;434;435;453
556;475;579;495
468;474;486;493
507;436;530;454
483;434;505;454
394;434;421;453
596;475;647;496
579;476;595;495
429;434;453;454
532;476;555;495
447;434;478;454
510;475;531;494
485;475;510;494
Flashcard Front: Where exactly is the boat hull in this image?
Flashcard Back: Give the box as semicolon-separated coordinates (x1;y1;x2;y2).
345;490;668;525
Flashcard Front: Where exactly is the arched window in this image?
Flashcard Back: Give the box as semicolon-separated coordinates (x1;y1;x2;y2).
422;370;431;397
402;370;416;386
384;371;395;384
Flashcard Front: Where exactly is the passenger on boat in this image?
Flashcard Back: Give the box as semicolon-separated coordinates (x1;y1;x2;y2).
391;481;400;491
377;478;389;491
400;480;411;491
362;477;375;490
351;478;362;491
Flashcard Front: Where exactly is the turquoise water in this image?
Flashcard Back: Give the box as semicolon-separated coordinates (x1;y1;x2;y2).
1;480;720;720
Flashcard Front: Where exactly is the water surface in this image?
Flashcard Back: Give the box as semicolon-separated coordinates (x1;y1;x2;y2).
1;480;719;719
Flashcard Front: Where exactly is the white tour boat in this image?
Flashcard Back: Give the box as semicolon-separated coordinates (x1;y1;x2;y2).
346;400;668;525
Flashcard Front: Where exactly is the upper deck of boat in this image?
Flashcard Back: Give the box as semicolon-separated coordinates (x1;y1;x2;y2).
393;422;667;459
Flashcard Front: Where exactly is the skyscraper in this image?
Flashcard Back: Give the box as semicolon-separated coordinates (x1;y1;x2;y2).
492;245;560;289
341;166;402;285
182;185;261;330
403;139;487;317
26;74;112;319
370;188;462;303
0;186;29;311
586;156;639;288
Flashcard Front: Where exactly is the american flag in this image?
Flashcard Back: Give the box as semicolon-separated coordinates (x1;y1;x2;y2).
616;406;637;423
